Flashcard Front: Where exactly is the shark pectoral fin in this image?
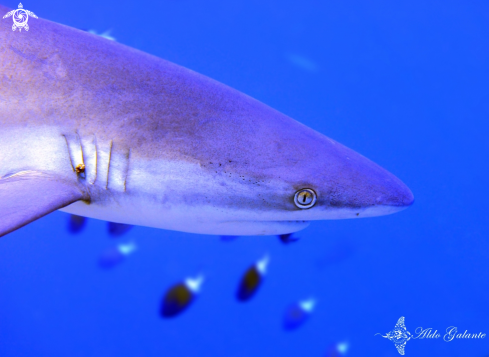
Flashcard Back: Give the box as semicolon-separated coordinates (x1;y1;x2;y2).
0;171;88;237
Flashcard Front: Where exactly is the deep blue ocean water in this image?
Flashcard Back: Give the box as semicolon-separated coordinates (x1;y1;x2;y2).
1;1;488;356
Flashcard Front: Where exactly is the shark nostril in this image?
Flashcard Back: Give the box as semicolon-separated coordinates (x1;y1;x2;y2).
294;189;317;209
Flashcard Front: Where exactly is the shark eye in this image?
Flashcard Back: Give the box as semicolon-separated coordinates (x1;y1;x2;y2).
294;189;317;209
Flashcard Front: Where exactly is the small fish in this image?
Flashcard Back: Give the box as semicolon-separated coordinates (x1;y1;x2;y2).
283;298;316;330
98;242;137;269
236;255;269;302
278;233;300;244
107;222;133;237
160;275;204;318
325;341;349;357
68;214;87;234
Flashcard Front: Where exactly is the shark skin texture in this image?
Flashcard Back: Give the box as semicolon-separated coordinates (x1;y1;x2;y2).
0;4;413;237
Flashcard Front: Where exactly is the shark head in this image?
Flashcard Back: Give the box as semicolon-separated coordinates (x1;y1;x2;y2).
164;95;414;236
105;66;414;236
0;11;413;237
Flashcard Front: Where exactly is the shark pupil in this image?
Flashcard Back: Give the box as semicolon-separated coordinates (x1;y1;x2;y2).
293;189;317;209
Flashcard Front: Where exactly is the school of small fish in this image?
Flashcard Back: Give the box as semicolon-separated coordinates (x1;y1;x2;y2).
67;214;350;355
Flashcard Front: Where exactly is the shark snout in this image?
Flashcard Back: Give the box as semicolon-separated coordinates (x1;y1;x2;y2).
378;180;414;208
323;156;415;217
362;174;414;218
301;138;414;219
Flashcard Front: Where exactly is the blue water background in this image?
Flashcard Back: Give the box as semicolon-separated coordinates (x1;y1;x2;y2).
1;1;488;356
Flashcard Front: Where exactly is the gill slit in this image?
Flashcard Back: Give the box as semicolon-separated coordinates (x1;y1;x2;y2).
77;131;86;168
62;134;75;172
92;136;98;185
106;140;113;190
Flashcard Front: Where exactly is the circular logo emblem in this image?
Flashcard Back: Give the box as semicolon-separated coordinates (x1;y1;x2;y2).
13;9;28;27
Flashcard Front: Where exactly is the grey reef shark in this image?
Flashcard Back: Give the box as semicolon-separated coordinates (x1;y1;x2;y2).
0;4;413;238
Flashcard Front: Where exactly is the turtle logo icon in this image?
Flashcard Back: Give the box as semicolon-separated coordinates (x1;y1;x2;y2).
376;317;412;355
3;3;38;32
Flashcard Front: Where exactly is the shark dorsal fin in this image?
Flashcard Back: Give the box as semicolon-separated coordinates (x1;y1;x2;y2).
0;171;87;237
